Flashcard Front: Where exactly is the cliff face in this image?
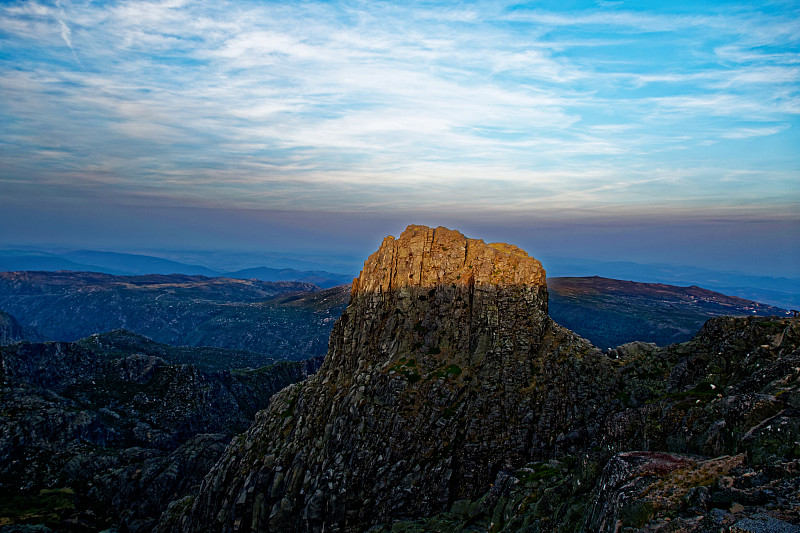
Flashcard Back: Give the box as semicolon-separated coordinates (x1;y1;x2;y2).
351;224;546;293
172;225;602;532
169;225;800;533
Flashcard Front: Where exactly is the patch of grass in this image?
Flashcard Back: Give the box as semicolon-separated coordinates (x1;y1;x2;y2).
517;463;559;484
388;358;422;384
444;364;461;376
0;487;75;526
429;363;462;380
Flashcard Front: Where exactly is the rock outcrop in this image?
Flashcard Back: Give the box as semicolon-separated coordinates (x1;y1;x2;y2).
170;225;596;532
169;225;800;533
351;224;546;293
383;316;800;532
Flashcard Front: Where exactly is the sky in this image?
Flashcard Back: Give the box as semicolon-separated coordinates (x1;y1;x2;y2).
1;0;798;277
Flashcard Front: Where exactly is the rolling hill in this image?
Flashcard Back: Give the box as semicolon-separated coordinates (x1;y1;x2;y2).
548;276;791;348
0;272;349;363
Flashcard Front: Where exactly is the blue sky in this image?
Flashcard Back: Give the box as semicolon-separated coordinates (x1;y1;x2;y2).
0;0;798;276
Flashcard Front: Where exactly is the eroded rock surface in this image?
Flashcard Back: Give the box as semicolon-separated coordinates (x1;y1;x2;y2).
169;225;587;532
166;225;800;533
352;224;545;294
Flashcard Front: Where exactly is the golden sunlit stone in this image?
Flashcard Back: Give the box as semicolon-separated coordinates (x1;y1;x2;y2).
351;224;546;297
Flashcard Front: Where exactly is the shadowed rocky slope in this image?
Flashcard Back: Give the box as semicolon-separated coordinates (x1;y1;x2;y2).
0;310;23;345
0;338;321;531
165;225;553;531
165;225;799;533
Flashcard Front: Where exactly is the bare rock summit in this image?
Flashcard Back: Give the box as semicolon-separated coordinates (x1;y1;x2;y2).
352;224;546;295
168;224;567;532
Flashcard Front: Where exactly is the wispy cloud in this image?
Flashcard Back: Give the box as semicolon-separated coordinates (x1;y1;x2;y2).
0;0;798;219
721;125;791;139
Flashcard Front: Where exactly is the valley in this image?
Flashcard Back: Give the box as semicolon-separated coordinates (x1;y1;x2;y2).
0;272;349;364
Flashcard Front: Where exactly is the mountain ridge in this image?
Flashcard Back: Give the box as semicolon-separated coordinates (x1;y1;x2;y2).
543;255;800;309
0;249;353;288
5;246;795;308
0;272;348;362
548;275;790;348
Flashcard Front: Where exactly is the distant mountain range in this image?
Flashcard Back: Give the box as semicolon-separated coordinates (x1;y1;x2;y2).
543;255;800;310
0;271;790;358
0;249;353;288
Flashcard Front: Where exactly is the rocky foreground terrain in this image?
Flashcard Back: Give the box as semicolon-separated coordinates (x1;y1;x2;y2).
0;338;321;531
163;225;799;533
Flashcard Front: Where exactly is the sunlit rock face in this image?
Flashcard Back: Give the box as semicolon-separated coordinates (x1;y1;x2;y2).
170;225;595;533
351;224;546;294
